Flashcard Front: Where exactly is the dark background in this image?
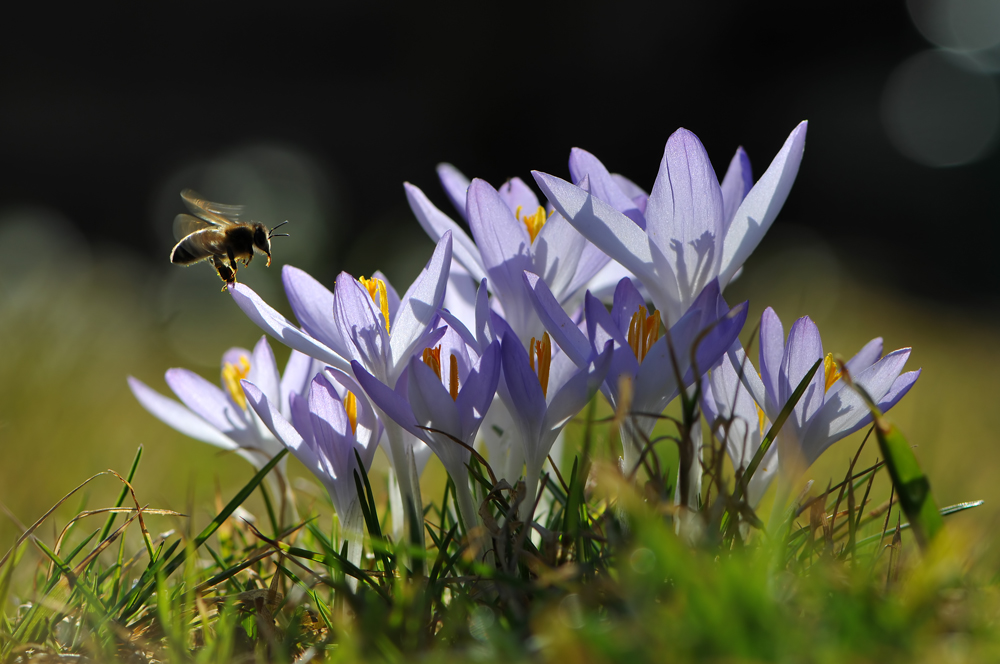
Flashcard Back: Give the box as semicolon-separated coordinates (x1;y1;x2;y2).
0;1;995;305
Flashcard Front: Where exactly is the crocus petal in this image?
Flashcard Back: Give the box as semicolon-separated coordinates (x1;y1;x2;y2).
282;265;348;355
644;128;725;307
531;212;587;303
568;147;645;225
128;376;237;450
846;337;884;374
610;277;648;335
719;121;808;287
563;242;614;299
242;380;318;475
500;334;547;448
585;290;629;351
372;270;402;323
409;356;461;433
229;283;351;374
727;344;771;417
758;307;785;416
405;182;487;283
324;368;381;469
522;271;591;366
280;351;315;419
467;179;533;317
436;163;471;220
165;368;246;434
780;316;826;429
719;147;753;231
335;274;390;380
352;360;421;439
248;336;282;408
497;176;540;214
532;171;657;288
454;340;501;441
389;232;453;376
541;341;613;446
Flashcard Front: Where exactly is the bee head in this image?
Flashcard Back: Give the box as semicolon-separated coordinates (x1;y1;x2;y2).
252;224;272;264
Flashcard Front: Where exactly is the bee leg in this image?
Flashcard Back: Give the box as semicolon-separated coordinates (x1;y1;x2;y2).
244;253;253;268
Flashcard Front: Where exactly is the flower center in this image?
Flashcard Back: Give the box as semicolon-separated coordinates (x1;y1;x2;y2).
222;356;251;410
529;333;552;397
823;353;842;392
359;276;390;334
515;205;550;243
626;306;660;363
345;391;358;435
422;345;459;400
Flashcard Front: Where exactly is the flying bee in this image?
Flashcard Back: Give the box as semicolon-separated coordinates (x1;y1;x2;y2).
170;189;289;285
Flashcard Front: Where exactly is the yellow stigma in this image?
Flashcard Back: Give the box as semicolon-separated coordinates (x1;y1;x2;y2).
359;276;390;334
222;356;251;410
823;353;842;392
756;403;767;437
529;333;552;397
514;205;550;243
626;306;660;364
344;391;358;435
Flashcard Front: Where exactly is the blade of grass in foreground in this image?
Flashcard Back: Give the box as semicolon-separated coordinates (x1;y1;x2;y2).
117;449;287;620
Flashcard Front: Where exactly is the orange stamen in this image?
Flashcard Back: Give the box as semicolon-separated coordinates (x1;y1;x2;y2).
359;276;391;334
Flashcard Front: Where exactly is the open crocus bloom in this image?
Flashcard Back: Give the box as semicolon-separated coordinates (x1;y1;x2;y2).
727;307;921;495
242;371;380;574
354;326;501;534
532;122;808;326
127;336;314;523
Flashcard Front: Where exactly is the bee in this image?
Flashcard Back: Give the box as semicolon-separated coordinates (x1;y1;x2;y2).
170;189;289;285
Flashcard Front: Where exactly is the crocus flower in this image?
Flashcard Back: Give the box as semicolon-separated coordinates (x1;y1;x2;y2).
726;307;921;500
406;175;610;344
353;326;502;534
523;273;747;505
128;336;314;523
242;371;379;575
228;234;453;545
499;325;614;520
532;122;808;325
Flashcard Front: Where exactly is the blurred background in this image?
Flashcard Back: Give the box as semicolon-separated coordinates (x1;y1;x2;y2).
2;1;999;553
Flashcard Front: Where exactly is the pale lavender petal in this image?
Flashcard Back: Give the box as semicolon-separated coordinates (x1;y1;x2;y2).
242;380;318;476
404;182;487;282
531;212;587;302
846;337;884;374
280;351;315;418
586;290;629;351
541;341;613;448
455;339;501;441
579;258;639;303
352;360;421;439
229;283;351;373
307;374;355;480
407;357;461;438
438;306;480;353
726;344;771;419
758;307;785;415
443;260;478;334
165;368;246;434
282;265;346;355
500;334;546;449
610;173;648;203
389;233;453;376
532;171;656;287
128;376;237;450
522;271;591;367
497;176;539;214
610;277;647;335
436;163;471;220
568;148;645;225
563;241;613;299
644;128;725;307
335;274;389;379
324;369;381;469
248;336;282;407
467;179;533;313
876;369;920;413
719;147;752;232
719;121;808;287
780;316;825;429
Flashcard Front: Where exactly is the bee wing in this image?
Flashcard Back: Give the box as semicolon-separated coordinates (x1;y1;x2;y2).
173;213;214;241
171;227;224;265
180;188;244;226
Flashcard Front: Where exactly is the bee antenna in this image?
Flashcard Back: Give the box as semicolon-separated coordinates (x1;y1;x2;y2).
268;220;290;238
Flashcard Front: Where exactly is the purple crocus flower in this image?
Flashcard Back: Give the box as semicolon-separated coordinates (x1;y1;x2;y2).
128;336;314;522
242;371;380;575
353;327;502;534
499;326;614;520
406;174;611;344
532;122;808;325
725;307;920;500
523;273;747;505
